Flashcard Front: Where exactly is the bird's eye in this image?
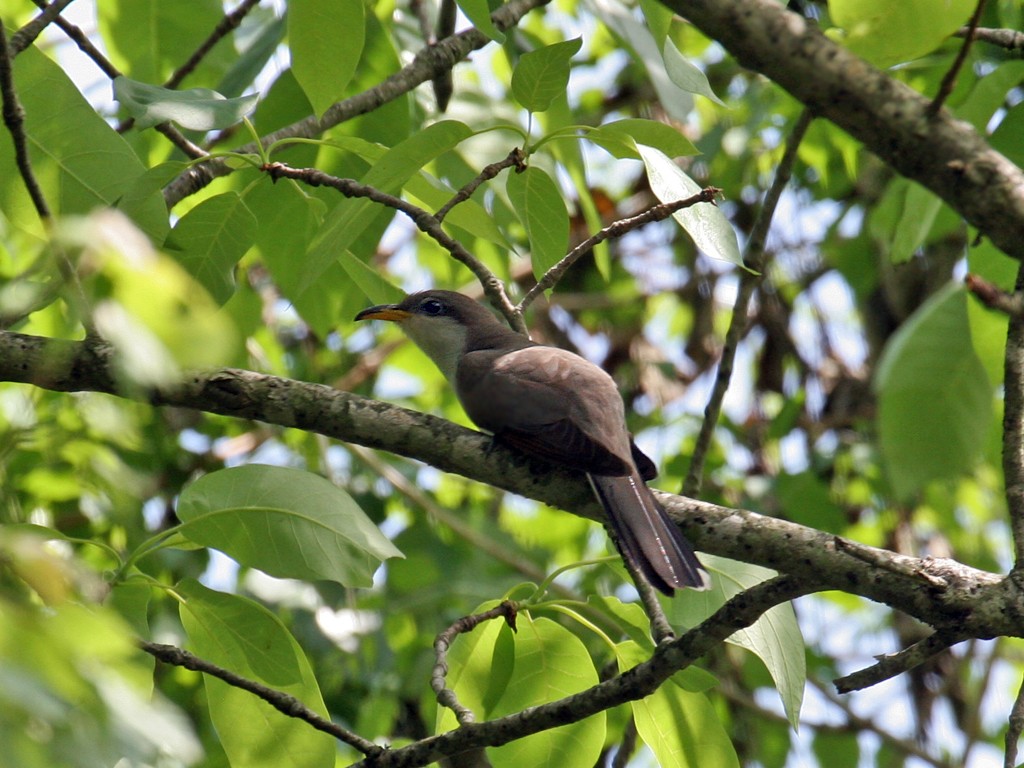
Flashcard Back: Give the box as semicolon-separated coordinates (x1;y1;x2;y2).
420;299;445;315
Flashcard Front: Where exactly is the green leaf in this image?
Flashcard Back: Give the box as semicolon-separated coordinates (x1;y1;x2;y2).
289;0;365;116
890;182;942;264
506;166;569;281
165;192;258;304
437;612;604;768
590;0;693;122
616;642;739;768
511;38;582;112
589;118;699;160
637;145;742;266
176;464;403;587
98;0;232;84
177;580;334;768
113;77;259;130
829;0;975;67
669;554;806;727
875;284;994;499
456;0;505;42
662;39;725;106
0;46;145;232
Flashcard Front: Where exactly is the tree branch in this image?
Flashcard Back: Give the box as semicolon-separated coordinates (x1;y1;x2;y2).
140;641;383;756
355;575;814;767
0;23;50;221
0;329;1014;637
1003;262;1024;566
163;0;553;208
663;0;1024;262
833;630;966;694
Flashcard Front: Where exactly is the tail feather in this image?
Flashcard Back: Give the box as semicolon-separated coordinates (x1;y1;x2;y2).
588;472;709;595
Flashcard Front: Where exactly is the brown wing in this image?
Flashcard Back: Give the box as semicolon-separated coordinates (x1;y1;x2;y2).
457;345;635;476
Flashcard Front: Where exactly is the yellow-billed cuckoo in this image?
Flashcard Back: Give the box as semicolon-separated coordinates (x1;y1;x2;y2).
355;290;709;594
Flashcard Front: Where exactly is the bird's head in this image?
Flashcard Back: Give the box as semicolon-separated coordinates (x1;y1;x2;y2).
355;290;505;380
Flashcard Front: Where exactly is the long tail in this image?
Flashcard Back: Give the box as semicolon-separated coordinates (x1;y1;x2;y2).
588;472;709;595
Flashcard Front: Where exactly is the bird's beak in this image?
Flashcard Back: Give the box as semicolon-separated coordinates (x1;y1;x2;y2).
354;304;412;322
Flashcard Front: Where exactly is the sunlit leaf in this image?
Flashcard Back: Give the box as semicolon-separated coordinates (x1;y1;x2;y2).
511;38;582;112
829;0;974;67
176;464;403;586
875;284;993;498
638;145;742;266
113;77;259;130
662;39;725;106
289;0;364;116
178;580;334;768
506;165;568;280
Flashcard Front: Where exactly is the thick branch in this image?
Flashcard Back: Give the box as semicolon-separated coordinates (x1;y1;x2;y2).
663;0;1024;261
0;329;1017;638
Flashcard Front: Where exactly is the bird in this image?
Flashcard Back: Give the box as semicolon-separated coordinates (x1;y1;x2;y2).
355;290;709;594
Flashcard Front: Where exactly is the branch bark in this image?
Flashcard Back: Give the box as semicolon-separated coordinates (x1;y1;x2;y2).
1;329;1018;639
663;0;1024;261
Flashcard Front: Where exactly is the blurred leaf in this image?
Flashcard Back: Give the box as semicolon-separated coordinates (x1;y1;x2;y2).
289;0;364;116
875;284;994;498
506;165;569;280
0;600;200;768
178;580;334;768
890;182;942;264
176;464;403;587
662;39;725;106
511;38;582;112
829;0;974;67
457;0;505;42
638;145;742;266
113;77;259;130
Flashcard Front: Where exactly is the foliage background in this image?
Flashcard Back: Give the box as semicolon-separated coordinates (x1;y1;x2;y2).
1;0;1023;767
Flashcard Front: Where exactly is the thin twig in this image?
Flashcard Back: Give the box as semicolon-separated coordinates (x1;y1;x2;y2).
169;0;262;89
1003;262;1024;566
518;188;721;314
435;147;527;223
833;630;965;693
140;640;384;756
26;0;119;77
682;110;813;497
956;25;1024;52
432;601;518;723
8;0;78;54
261;162;522;332
0;24;49;220
966;273;1024;318
117;0;262;133
929;0;988;116
1005;673;1024;768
